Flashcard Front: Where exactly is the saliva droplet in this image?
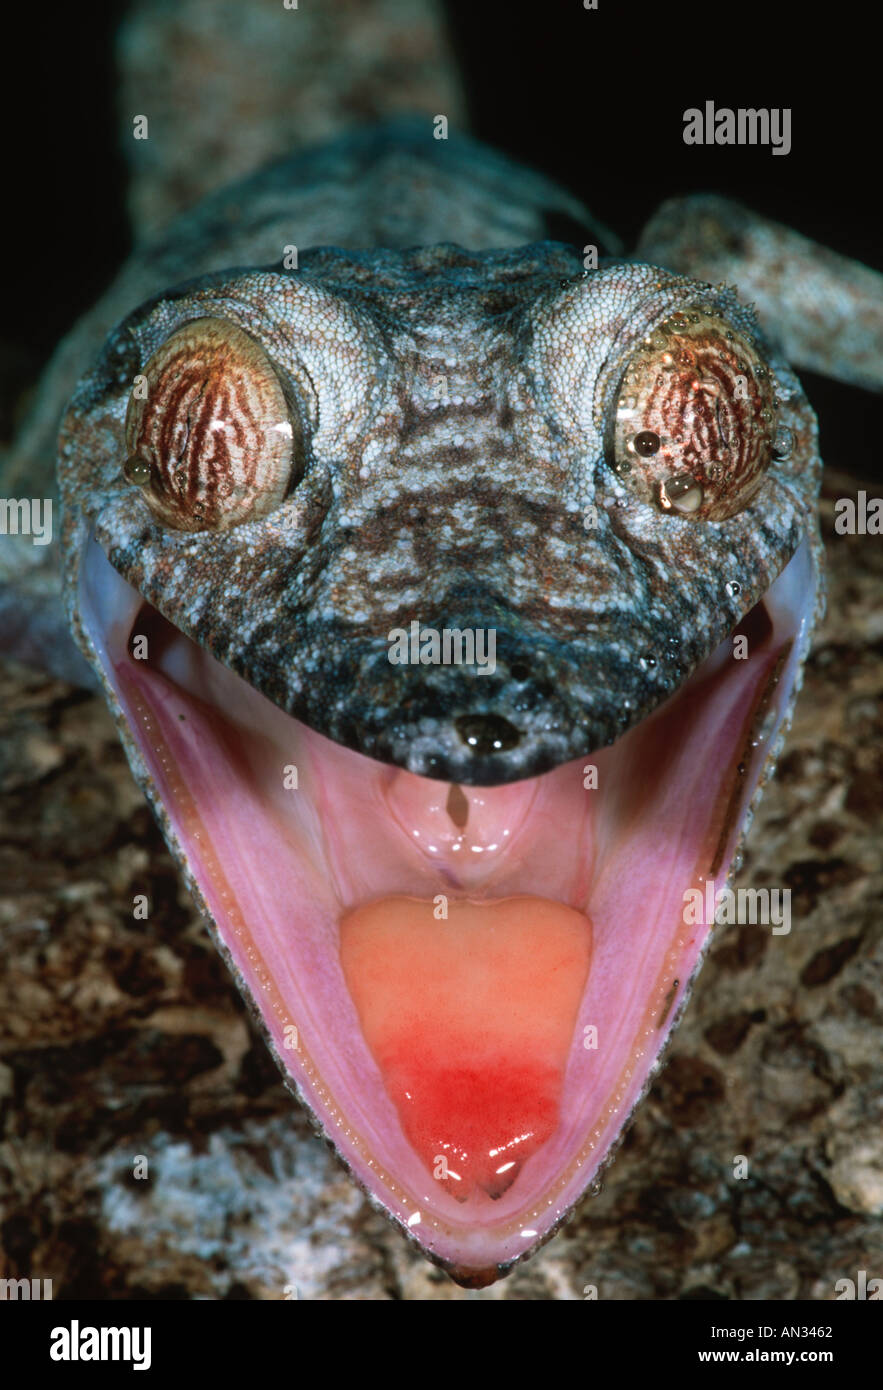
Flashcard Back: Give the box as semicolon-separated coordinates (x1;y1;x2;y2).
659;473;704;515
772;426;793;460
752;706;778;747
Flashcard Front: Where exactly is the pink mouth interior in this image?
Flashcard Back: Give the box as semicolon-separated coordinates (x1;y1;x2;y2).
79;537;815;1281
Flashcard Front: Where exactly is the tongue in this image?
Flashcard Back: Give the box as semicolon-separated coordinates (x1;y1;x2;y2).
339;896;593;1201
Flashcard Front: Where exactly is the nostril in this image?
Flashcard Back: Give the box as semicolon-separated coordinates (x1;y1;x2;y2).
510;662;530;683
455;714;521;755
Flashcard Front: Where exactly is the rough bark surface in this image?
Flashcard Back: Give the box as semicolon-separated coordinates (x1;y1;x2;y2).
1;468;880;1301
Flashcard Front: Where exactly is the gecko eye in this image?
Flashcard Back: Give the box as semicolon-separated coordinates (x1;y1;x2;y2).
123;317;302;531
610;307;778;521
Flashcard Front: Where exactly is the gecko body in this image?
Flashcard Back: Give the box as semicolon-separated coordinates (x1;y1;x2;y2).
7;117;881;1285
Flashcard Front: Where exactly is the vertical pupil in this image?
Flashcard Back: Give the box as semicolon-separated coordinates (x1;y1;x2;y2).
633;430;660;456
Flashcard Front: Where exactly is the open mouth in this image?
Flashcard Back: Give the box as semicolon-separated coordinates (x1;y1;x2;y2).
78;534;816;1285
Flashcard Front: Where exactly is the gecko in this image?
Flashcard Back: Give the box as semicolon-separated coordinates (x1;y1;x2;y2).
2;4;882;1290
28;113;880;1288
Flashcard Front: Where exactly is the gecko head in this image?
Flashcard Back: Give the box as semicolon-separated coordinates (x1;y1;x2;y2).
61;249;819;781
59;245;822;1282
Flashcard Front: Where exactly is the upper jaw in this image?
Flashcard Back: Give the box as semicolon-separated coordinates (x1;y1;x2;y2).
80;471;809;786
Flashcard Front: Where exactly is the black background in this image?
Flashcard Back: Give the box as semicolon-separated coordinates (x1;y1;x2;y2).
4;0;880;478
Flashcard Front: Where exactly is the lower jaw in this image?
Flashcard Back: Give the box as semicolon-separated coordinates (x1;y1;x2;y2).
77;535;816;1281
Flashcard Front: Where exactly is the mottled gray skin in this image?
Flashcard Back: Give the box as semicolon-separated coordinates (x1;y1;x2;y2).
58;127;821;785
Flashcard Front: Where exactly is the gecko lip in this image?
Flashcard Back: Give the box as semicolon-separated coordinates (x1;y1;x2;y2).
77;533;816;1282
